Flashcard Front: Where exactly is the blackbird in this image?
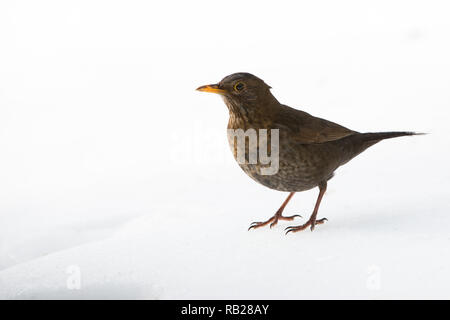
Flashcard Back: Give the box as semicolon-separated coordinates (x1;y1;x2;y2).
197;72;420;233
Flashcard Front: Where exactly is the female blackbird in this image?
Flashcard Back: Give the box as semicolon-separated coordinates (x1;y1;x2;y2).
197;73;420;233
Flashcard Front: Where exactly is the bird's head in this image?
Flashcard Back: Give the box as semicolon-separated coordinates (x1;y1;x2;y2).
197;73;277;117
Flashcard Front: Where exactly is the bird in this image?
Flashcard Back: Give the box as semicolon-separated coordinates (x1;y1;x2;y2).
197;72;421;234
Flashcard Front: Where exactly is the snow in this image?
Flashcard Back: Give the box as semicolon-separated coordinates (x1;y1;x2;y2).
1;1;450;299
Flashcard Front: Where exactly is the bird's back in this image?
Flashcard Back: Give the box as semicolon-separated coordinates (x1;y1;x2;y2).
273;104;357;144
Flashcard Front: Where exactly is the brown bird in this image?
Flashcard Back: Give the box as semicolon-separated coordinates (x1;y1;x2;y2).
197;73;420;234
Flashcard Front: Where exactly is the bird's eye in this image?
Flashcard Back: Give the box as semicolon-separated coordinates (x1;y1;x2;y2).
234;82;245;92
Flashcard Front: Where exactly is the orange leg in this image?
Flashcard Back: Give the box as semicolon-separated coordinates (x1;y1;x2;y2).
248;192;301;230
285;182;328;234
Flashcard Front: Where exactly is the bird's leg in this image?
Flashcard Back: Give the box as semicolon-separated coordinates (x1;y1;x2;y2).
248;192;301;230
285;182;328;234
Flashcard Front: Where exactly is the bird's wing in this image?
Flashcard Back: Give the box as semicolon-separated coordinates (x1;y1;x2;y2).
274;105;357;144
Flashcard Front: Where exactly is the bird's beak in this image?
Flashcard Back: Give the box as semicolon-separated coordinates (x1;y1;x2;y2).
196;84;226;95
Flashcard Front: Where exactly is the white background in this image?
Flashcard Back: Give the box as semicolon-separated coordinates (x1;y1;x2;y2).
1;0;449;299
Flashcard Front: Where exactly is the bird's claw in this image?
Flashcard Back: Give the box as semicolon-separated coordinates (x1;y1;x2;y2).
285;217;328;234
248;214;302;231
248;221;264;231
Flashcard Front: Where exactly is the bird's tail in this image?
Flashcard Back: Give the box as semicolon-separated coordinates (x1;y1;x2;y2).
335;131;425;166
357;131;425;143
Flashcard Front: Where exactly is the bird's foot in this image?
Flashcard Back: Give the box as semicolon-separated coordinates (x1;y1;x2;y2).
285;218;328;234
248;213;302;230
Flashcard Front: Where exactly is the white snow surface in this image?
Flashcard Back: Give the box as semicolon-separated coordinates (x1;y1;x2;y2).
1;1;450;299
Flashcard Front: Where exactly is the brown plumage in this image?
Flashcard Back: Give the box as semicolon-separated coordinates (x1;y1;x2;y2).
197;72;421;233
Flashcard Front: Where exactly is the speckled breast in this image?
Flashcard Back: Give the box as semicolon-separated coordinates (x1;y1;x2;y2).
226;129;337;192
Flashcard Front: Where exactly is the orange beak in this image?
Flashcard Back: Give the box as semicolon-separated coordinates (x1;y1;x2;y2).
196;84;226;95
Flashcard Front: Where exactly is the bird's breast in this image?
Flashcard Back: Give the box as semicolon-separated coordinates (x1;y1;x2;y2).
225;126;338;192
